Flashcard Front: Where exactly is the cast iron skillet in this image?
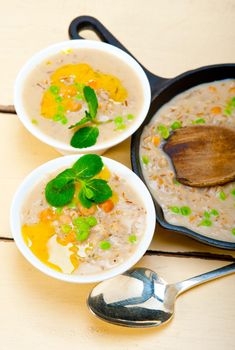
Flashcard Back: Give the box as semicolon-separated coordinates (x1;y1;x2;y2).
69;16;235;250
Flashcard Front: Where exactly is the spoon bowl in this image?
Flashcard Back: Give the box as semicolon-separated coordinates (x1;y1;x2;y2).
88;263;235;327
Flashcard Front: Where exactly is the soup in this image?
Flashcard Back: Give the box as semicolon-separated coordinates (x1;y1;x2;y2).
140;79;235;242
23;48;143;148
21;155;146;274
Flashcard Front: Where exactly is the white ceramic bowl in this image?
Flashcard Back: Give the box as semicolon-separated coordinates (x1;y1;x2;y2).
14;40;151;155
10;155;156;283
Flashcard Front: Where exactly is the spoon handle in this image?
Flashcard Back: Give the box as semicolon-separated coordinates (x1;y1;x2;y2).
174;262;235;295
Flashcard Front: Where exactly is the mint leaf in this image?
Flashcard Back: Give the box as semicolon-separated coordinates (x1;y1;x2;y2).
45;179;75;207
78;187;93;208
85;179;112;203
83;86;98;118
53;169;76;185
72;154;103;179
70;126;99;148
45;169;76;206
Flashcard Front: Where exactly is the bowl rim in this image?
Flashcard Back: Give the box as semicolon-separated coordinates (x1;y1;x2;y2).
14;39;151;153
131;64;235;250
10;155;156;283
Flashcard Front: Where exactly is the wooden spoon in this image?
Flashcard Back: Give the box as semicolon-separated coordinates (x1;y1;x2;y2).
163;125;235;187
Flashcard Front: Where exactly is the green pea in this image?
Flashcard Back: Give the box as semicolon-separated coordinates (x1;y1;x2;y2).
170;206;180;214
57;105;65;113
219;191;226;201
158;125;170;139
142;155;149;165
231;97;235;107
231;189;235;197
114;116;124;125
76;230;89;241
77;222;90;231
204;211;211;219
85;216;97;227
199;219;212;227
171;121;182;130
210;209;219;216
115;124;126;130
73;217;85;226
231;228;235;236
60;116;68;125
100;241;111;250
127;114;134;120
193;118;206;124
224;108;232;116
55;96;63;103
53;113;63;122
180;206;191;216
49;85;60;95
31;119;38;125
128;234;137;243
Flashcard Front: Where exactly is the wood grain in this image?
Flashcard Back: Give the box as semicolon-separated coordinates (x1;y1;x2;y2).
0;242;234;350
0;2;235;348
164;125;235;187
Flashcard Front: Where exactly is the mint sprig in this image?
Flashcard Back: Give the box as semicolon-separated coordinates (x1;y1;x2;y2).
69;86;98;130
45;154;112;208
69;86;99;148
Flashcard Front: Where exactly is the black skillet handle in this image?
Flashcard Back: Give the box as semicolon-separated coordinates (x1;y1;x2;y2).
69;16;167;99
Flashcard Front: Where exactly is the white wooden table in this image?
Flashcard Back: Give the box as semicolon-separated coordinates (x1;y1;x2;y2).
1;1;235;349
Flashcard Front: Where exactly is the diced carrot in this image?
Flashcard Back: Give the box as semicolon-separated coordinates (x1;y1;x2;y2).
158;177;164;185
69;245;78;253
152;135;160;146
64;231;76;244
210;106;221;114
189;216;196;222
87;80;97;89
56;236;68;246
78;203;97;216
63;98;81;112
39;208;56;222
99;199;114;213
70;253;80;271
229;87;235;94
208;86;217;93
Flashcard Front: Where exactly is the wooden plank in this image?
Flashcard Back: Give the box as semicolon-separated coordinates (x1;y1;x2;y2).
0;1;235;104
0;114;59;238
0;241;234;350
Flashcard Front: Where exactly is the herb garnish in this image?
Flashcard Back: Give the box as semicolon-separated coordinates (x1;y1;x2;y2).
70;126;99;148
69;86;100;148
45;154;112;208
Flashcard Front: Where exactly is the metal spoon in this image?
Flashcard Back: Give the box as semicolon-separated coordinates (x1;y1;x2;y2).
88;263;235;328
